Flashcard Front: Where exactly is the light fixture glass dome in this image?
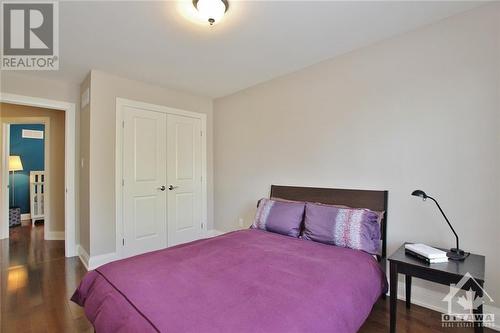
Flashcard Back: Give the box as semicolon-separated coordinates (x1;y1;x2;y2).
194;0;227;25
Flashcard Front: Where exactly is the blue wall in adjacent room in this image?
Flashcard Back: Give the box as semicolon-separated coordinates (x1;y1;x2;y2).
9;124;45;214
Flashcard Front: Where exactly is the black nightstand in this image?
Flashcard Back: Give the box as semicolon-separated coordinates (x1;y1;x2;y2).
388;243;486;333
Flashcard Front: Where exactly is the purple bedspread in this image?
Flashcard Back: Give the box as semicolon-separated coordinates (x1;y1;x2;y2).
72;229;387;333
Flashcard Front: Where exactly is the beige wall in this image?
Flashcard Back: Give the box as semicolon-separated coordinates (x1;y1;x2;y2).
0;103;66;233
84;70;214;256
214;3;500;310
1;72;80;105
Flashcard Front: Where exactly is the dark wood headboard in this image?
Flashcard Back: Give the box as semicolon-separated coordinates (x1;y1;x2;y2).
270;185;388;260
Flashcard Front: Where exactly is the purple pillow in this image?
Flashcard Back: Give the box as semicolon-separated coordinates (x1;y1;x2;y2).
252;198;305;237
303;202;381;255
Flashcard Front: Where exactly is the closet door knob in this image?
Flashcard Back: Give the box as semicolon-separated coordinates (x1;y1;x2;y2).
158;185;166;191
168;185;178;190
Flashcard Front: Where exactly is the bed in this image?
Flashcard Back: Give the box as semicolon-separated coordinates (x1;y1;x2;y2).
72;185;389;333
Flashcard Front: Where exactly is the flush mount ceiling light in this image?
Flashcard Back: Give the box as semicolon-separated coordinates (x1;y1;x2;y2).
193;0;228;26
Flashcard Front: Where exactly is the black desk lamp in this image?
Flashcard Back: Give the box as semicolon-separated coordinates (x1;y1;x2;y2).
411;190;469;261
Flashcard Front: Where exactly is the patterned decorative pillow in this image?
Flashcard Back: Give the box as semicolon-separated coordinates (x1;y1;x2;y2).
302;202;381;255
312;202;385;223
252;198;305;237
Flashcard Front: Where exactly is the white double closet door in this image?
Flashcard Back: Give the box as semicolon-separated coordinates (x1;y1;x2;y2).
121;105;203;258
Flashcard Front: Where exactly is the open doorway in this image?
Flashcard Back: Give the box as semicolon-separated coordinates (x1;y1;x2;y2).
1;104;65;258
8;124;47;233
0;95;76;258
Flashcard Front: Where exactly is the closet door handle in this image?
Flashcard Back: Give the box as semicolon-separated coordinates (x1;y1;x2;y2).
168;185;178;191
158;185;166;191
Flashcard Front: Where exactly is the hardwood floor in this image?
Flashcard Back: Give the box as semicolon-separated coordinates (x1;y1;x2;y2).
0;224;91;333
359;297;495;333
1;225;495;332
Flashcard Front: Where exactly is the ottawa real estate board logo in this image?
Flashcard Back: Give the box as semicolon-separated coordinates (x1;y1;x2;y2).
1;1;59;70
442;272;495;329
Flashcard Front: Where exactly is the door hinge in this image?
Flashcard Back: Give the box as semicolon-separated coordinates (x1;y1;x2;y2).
200;130;203;137
122;238;125;246
201;223;204;229
122;120;125;128
122;179;124;186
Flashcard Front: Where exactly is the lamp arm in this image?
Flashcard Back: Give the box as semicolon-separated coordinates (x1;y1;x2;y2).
428;196;460;251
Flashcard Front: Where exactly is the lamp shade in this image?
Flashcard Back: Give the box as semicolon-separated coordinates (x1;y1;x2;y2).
9;155;23;171
194;0;227;25
411;189;427;199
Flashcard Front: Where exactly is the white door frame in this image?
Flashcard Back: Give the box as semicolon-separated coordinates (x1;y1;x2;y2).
2;118;51;238
115;98;207;259
0;93;77;257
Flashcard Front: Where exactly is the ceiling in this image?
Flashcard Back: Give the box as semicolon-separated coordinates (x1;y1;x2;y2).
20;1;484;98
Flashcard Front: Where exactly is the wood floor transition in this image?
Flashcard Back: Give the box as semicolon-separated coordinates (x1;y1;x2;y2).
0;225;494;332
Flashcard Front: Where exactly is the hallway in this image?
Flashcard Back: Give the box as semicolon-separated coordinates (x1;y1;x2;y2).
0;225;91;332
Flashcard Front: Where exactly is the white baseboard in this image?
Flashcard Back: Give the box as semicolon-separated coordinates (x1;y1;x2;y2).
77;244;90;271
45;231;64;240
480;305;498;331
77;231;225;272
206;229;225;237
77;245;117;271
394;295;500;331
21;213;31;221
89;252;117;270
391;280;500;331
